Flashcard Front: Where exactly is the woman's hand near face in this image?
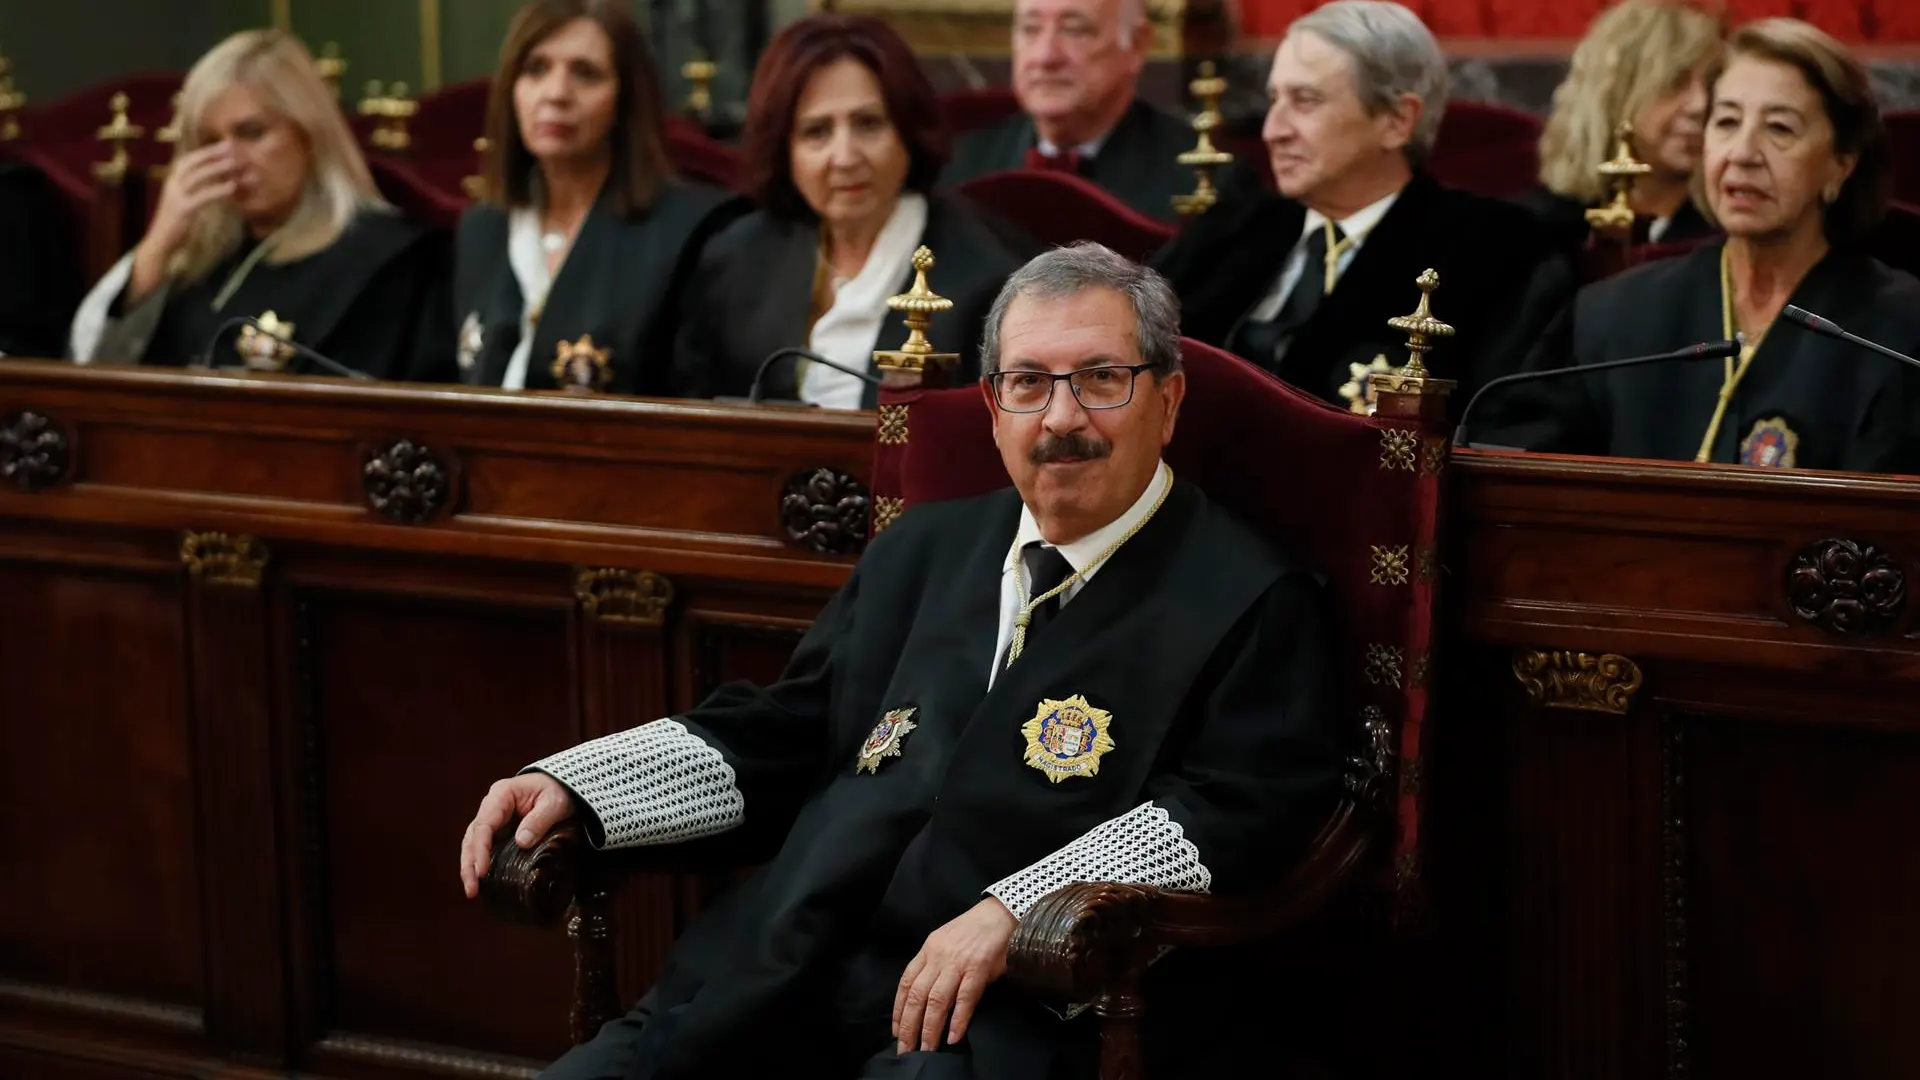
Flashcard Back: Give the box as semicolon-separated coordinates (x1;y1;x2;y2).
129;141;237;303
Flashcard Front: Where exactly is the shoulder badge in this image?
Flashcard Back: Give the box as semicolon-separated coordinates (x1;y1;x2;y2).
235;310;296;371
1021;694;1115;783
457;312;484;373
552;334;613;393
1337;355;1392;416
856;707;917;774
1739;415;1799;468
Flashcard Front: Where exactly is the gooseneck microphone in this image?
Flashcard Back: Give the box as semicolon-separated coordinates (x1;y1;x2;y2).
1453;339;1742;448
1779;305;1920;372
201;316;374;380
746;346;884;404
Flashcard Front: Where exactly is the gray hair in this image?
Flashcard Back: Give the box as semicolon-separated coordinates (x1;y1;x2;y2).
980;242;1183;376
1288;0;1450;166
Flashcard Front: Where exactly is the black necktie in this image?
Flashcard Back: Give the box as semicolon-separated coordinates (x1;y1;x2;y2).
1020;541;1077;644
1233;222;1345;373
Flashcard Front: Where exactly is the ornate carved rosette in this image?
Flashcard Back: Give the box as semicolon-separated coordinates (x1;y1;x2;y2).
1786;538;1906;636
362;439;451;524
780;467;871;555
180;531;269;588
0;410;70;492
1513;649;1644;714
573;568;673;627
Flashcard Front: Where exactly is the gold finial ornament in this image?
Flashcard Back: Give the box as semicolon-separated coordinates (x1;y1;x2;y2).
463;136;490;200
1368;270;1458;416
873;246;960;385
93;92;146;184
316;42;347;100
359;80;417;152
150;92;184;182
1585;121;1651;237
681;58;717;119
0;56;26;142
1172;60;1235;218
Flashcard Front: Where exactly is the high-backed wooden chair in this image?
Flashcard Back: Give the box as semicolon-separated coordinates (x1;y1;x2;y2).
954;169;1177;263
1427;100;1543;199
481;270;1457;1078
939;85;1022;137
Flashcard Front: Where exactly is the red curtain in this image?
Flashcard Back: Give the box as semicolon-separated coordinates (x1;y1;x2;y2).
1238;0;1920;42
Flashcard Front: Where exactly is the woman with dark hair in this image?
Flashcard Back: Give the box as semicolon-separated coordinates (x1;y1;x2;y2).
453;0;743;394
673;13;1026;408
1489;18;1920;474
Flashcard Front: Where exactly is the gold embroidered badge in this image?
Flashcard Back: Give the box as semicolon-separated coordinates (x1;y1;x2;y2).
551;334;613;392
235;310;296;371
1021;695;1115;783
856;707;917;774
1739;415;1799;469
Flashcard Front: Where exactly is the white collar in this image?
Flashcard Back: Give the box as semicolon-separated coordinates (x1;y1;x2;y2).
1035;126;1112;161
1006;460;1171;581
1299;187;1402;246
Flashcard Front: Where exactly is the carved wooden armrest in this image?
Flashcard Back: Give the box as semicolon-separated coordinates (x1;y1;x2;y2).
1006;802;1371;1003
479;823;590;926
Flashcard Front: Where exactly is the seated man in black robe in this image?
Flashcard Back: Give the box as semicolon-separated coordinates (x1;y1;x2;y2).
0;160;80;359
1153;0;1570;412
942;0;1220;223
459;243;1341;1080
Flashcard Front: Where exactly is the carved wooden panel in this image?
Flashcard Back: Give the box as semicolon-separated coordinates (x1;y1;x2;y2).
293;589;576;1062
0;563;202;1009
689;616;811;706
1786;538;1907;637
0;409;72;491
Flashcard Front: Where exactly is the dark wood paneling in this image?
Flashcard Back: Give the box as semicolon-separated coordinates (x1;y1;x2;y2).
297;590;579;1061
1685;716;1920;1080
0;561;201;1009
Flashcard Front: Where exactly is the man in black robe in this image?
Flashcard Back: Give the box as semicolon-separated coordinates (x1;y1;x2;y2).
1152;0;1570;412
942;0;1223;224
1473;242;1920;474
459;243;1340;1079
0;160;80;359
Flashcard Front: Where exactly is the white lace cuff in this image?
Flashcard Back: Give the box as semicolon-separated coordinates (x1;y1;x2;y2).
986;801;1212;919
526;718;744;849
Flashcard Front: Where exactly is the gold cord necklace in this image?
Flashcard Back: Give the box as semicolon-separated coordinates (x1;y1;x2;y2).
1694;246;1768;463
1004;467;1173;669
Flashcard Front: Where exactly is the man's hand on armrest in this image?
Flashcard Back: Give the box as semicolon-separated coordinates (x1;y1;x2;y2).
459;772;576;899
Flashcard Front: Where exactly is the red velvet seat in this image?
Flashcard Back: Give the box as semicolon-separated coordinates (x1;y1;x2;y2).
664;116;743;191
954;168;1176;262
1426;100;1543;199
939;85;1022;137
868;333;1450;1077
367;156;468;231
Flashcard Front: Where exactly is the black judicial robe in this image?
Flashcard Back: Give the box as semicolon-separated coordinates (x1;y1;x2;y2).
943;100;1230;224
559;480;1340;1080
91;208;453;381
453;180;743;396
1514;184;1718;257
0;161;80;358
672;193;1025;406
1480;243;1920;474
1153;172;1573;411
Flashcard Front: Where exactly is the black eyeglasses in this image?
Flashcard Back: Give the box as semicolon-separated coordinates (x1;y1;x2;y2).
986;364;1157;413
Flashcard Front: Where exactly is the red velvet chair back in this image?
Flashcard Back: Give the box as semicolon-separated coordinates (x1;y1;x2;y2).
954;169;1176;262
939;86;1023;136
411;77;491;163
1426;100;1543;199
665;116;743;191
367;156;468;230
1887;110;1920;208
870;336;1450;920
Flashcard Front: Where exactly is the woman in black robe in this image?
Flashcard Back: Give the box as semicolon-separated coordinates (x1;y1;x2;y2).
453;0;744;396
673;14;1027;408
68;30;451;381
1485;19;1920;475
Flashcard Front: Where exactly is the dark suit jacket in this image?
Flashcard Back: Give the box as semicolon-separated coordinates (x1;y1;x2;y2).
1153;172;1573;410
944;100;1231;225
0;161;81;358
672;193;1025;406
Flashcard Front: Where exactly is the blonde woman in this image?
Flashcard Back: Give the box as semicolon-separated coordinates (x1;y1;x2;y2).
1526;0;1726;250
70;30;453;381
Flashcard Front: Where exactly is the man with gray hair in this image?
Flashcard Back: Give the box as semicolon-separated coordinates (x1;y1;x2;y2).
461;242;1339;1079
944;0;1234;222
1156;0;1570;412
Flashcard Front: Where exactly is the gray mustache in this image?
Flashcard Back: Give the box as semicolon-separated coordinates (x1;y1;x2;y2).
1030;431;1112;464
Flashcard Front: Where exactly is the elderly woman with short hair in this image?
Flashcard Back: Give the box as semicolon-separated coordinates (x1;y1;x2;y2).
672;13;1027;408
1490;18;1920;474
70;29;451;380
1153;0;1569;412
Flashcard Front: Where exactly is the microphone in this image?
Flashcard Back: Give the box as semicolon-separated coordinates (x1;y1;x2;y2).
745;346;883;405
1453;339;1740;448
201;316;374;381
1780;305;1920;372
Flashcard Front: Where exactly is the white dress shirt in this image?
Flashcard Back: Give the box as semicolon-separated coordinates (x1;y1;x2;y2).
1245;188;1402;324
988;460;1172;685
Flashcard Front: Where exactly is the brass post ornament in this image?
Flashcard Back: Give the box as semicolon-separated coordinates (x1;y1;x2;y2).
1172;61;1235;219
0;56;25;142
1338;271;1457;416
94;92;145;184
359;80;418;152
316;42;348;101
463;136;490;200
150;92;183;183
872;246;959;385
681;59;717;119
1585;121;1650;237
